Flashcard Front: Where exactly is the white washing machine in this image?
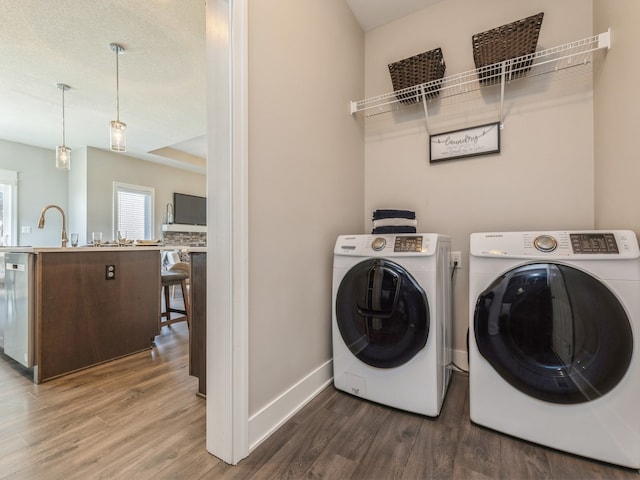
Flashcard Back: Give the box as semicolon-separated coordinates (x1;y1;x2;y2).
469;230;640;468
332;233;452;417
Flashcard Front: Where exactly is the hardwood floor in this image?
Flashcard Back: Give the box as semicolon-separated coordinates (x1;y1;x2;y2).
0;319;638;479
0;321;216;480
222;374;640;480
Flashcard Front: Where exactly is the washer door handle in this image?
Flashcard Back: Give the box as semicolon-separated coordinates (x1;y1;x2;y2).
356;265;401;319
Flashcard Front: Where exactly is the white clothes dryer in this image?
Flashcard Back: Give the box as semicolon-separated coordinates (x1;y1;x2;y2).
332;233;452;417
469;230;640;468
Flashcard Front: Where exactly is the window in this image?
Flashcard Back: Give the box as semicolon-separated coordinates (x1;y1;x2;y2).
0;169;18;246
0;169;17;279
113;182;154;241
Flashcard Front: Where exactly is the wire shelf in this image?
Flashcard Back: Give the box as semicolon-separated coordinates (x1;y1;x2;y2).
351;31;610;118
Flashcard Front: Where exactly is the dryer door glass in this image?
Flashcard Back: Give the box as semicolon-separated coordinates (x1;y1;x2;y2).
474;262;633;404
336;259;429;368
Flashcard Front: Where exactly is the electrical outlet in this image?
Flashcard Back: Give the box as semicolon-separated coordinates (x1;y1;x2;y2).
450;251;462;269
105;265;116;280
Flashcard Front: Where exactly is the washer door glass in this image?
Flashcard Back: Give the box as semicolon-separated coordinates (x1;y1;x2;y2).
336;258;429;368
474;262;633;404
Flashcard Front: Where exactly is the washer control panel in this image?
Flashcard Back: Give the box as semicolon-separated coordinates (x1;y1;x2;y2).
394;236;423;253
334;234;440;257
570;232;619;254
533;234;558;252
371;237;386;251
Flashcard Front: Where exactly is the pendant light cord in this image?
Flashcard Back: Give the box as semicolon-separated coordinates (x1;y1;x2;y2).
115;46;120;122
110;43;124;123
61;86;66;145
57;83;70;147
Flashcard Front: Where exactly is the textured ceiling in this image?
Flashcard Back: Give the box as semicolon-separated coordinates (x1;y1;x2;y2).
0;0;442;173
345;0;443;31
0;0;206;172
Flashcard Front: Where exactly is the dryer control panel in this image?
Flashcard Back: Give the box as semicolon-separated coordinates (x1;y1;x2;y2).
471;230;639;259
569;233;619;254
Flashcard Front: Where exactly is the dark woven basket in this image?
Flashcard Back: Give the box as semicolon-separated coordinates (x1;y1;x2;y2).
472;12;544;86
388;47;446;104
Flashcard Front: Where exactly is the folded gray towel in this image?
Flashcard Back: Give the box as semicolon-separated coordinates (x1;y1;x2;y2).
372;209;416;220
372;226;417;234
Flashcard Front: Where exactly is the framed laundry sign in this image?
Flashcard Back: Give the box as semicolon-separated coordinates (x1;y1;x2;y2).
429;122;500;162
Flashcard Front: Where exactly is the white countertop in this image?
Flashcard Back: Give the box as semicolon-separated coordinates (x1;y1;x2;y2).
0;247;36;253
0;245;207;253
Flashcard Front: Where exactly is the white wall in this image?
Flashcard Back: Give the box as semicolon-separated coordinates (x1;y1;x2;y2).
0;139;68;246
363;0;594;365
84;147;205;242
593;0;640;234
0;139;205;246
68;147;88;244
247;0;364;443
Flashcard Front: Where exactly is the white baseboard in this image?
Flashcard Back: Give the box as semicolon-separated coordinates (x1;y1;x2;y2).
248;359;333;452
248;349;468;451
452;348;469;372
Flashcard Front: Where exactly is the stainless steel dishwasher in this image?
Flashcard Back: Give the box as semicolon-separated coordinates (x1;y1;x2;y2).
4;252;35;368
0;252;4;349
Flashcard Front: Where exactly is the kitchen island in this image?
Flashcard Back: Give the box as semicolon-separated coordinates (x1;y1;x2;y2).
2;245;206;385
34;246;161;382
189;250;206;396
3;246;163;382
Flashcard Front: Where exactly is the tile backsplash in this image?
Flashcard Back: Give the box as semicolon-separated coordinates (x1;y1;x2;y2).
162;231;207;247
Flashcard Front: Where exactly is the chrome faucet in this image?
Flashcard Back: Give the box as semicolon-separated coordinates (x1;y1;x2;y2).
37;205;68;247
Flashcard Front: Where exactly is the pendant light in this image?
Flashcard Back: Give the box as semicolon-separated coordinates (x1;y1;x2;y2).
55;83;71;170
109;43;126;152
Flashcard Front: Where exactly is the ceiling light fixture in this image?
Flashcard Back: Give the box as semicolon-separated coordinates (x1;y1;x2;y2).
55;83;71;170
109;43;126;152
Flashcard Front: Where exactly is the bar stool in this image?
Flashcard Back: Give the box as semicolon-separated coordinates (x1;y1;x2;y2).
160;270;190;330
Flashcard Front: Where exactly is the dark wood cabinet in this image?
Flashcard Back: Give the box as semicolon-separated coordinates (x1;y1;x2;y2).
35;250;160;382
190;252;206;396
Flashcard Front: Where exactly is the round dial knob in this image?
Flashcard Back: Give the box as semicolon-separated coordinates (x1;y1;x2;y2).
371;237;386;251
533;234;558;252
